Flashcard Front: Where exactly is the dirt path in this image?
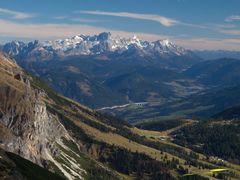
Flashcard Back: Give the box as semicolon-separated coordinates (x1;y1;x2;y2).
131;119;197;138
160;119;197;136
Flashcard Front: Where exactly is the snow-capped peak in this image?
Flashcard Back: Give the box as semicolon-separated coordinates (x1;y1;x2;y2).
3;32;191;60
72;35;83;41
132;35;138;40
162;39;170;47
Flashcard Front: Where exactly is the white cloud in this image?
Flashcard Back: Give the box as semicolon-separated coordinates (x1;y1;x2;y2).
78;10;178;27
77;10;206;28
0;8;34;19
0;18;170;43
225;15;240;22
0;19;107;39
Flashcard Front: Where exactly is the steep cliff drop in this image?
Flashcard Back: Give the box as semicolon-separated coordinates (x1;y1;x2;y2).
0;53;86;179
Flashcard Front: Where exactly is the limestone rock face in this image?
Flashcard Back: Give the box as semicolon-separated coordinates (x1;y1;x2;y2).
0;53;69;166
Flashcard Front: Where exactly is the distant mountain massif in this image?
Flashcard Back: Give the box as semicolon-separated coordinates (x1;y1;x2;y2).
1;52;240;179
2;32;240;123
194;50;240;60
0;53;177;179
1;33;240;179
0;32;201;109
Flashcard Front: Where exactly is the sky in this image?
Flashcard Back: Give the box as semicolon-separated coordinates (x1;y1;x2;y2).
0;0;240;50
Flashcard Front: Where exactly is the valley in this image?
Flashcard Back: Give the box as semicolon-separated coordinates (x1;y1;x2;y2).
4;34;240;123
1;33;240;180
1;0;240;179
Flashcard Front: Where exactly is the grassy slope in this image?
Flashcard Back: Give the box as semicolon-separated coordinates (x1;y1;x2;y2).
6;151;64;180
48;97;240;179
30;74;240;179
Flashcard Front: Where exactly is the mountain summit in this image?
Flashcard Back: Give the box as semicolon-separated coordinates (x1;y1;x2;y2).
0;33;201;109
2;32;195;61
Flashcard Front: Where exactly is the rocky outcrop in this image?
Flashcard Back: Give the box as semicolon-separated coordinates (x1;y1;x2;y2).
0;53;70;167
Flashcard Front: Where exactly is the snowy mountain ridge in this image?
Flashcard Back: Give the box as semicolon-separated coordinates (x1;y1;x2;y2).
2;32;192;60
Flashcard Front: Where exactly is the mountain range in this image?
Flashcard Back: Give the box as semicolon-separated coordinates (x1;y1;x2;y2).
1;52;240;179
102;58;240;122
2;32;196;62
194;50;240;60
0;53;174;179
2;33;240;123
1;31;240;179
0;33;202;110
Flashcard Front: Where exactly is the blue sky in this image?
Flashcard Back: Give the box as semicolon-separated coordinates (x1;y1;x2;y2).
0;0;240;50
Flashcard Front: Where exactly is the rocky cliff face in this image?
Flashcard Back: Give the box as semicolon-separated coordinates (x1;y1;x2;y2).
0;53;66;163
0;53;85;179
0;89;68;164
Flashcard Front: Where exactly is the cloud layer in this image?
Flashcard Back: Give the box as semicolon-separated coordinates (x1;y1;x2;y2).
0;8;34;19
0;8;239;50
78;10;207;29
0;18;240;50
78;10;178;27
225;15;240;22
